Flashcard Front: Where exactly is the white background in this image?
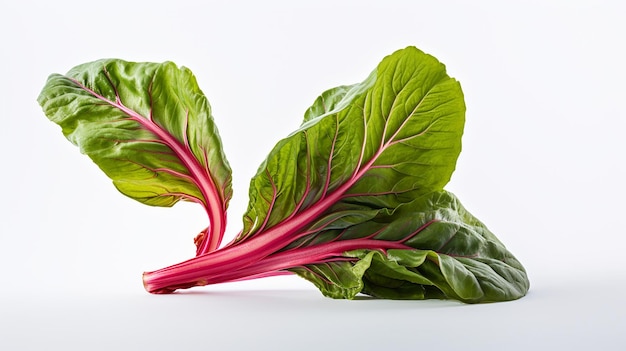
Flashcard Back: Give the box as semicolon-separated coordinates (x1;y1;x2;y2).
1;0;625;349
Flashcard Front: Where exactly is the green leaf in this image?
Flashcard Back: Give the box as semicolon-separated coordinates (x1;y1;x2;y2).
294;191;529;303
38;59;232;250
290;260;368;299
240;46;465;239
238;46;529;302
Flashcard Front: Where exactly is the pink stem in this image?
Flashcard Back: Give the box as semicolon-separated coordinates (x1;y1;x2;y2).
69;76;226;253
143;237;412;293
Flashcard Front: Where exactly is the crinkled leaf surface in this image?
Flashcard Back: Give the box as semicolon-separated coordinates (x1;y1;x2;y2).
292;191;529;303
38;47;528;303
239;47;527;302
38;60;232;250
240;47;465;239
38;60;232;210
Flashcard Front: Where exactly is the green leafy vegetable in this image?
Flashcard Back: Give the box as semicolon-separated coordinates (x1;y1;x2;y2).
292;190;528;302
241;48;464;239
38;46;529;303
38;60;232;253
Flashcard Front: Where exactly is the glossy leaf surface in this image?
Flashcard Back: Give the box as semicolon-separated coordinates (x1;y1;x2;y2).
38;60;232;250
292;191;529;303
38;47;529;303
240;47;465;240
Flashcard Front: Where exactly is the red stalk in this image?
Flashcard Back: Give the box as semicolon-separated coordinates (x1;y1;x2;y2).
143;235;413;294
69;75;227;254
142;128;430;293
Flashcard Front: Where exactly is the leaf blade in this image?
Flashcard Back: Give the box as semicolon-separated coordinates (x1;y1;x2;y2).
298;190;529;302
38;59;232;250
241;46;465;239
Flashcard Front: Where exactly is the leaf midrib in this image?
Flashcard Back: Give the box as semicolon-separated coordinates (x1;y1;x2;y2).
247;75;447;248
67;73;225;251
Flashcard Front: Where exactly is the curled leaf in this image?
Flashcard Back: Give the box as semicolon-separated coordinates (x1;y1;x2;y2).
38;60;232;252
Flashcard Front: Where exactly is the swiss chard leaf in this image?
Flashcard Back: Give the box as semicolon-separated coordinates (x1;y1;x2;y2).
238;47;527;302
38;47;529;303
292;190;529;303
240;47;465;239
38;59;232;251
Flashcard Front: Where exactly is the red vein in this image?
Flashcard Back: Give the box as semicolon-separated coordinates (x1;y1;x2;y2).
340;190;402;199
255;168;278;234
352;94;369;178
321;115;340;199
289;132;312;217
437;226;460;252
246;77;442;248
68;73;225;253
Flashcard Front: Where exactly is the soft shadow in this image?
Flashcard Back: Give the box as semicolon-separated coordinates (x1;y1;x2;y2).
158;288;467;309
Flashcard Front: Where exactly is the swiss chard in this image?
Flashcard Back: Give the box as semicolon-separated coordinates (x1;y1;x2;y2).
38;47;529;303
38;60;232;254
